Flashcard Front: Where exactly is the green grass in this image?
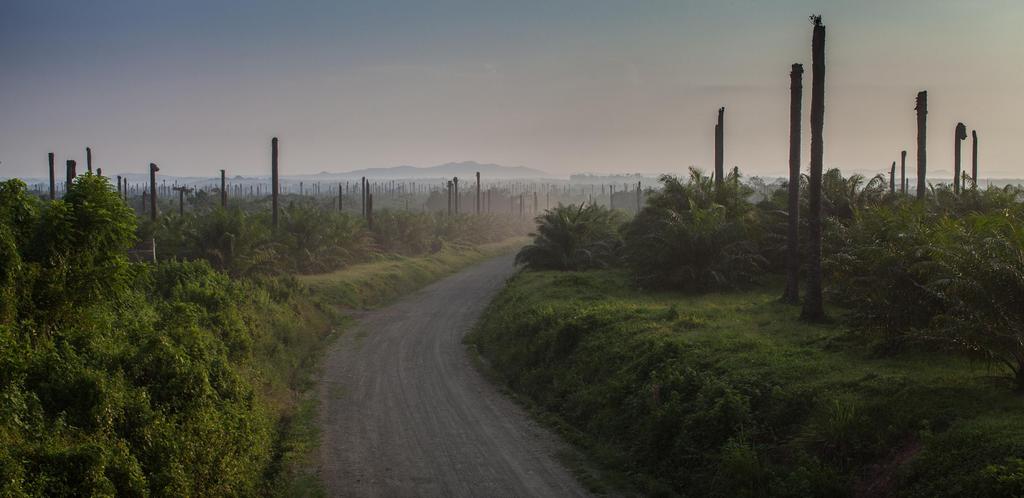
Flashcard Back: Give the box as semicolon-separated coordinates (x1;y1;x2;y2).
467;270;1024;497
299;237;529;309
265;237;528;495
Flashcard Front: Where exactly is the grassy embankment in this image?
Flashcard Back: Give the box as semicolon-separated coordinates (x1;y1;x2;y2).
467;270;1024;497
265;237;528;496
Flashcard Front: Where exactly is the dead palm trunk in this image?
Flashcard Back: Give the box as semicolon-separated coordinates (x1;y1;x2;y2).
916;91;927;200
954;122;967;194
86;147;93;174
149;163;159;222
364;178;372;219
890;161;896;193
715;107;725;191
271;137;279;228
66;160;76;193
802;16;826;321
220;169;227;208
900;150;907;194
48;153;55;200
476;171;481;214
972;130;979;188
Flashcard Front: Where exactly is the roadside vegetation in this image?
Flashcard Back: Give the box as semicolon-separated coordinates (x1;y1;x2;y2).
472;167;1024;496
0;174;529;496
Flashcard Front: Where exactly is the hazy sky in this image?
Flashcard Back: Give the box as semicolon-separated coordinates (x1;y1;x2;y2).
2;0;1022;179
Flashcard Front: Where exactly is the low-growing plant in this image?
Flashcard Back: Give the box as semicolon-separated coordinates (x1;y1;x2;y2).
515;203;624;271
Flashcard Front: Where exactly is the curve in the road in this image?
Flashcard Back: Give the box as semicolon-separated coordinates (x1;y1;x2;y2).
317;254;589;498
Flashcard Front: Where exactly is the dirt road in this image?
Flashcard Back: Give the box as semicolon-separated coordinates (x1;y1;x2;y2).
317;255;589;497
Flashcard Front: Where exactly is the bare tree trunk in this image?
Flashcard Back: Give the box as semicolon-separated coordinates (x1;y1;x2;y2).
916;91;928;200
715;107;725;191
66;160;76;193
900;150;907;194
954;122;967;194
783;63;803;306
802;16;826;321
149;163;159;222
890;161;896;193
476;171;481;214
272;137;279;228
972;130;979;188
48;153;55;200
86;147;93;174
220;169;227;208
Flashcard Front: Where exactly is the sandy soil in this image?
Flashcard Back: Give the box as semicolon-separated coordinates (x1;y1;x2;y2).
317;255;589;497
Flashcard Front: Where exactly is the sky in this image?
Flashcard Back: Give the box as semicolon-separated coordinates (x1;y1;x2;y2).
2;0;1023;179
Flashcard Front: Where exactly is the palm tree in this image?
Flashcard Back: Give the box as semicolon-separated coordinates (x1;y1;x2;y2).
972;130;979;188
715;107;725;192
783;63;803;304
954;122;967;195
802;15;826;321
515;203;622;271
916;92;928;200
901;150;908;194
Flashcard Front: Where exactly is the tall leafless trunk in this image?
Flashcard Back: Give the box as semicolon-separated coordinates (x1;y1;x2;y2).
890;161;896;193
784;69;804;304
272;137;280;228
802;16;826;321
86;147;93;174
972;130;979;188
149;163;159;222
900;150;907;194
66;160;76;193
954;122;967;194
715;107;725;191
916;91;928;200
220;169;227;208
48;153;55;200
476;172;481;214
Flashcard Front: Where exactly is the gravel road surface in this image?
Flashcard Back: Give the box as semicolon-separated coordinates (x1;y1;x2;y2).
317;255;589;497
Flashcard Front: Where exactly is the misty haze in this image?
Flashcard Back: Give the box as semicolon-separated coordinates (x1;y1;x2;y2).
2;2;1023;497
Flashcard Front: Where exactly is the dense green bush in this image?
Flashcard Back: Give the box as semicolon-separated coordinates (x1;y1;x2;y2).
621;171;765;291
0;176;288;495
515;203;623;271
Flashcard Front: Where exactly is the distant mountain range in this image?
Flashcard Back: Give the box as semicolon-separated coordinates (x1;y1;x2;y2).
310;161;549;179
